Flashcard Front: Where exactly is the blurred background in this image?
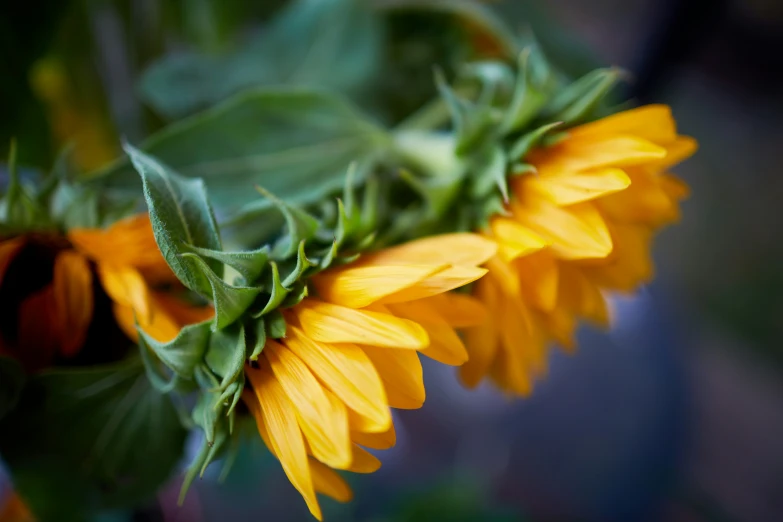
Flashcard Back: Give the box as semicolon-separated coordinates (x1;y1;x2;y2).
2;0;783;521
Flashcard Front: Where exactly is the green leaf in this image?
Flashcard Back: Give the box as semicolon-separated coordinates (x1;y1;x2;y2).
139;0;383;120
253;262;289;317
257;186;320;259
204;323;246;391
544;68;621;125
280;281;309;309
265;309;287;340
500;49;551;134
93;90;390;231
0;358;188;520
185;244;270;284
435;70;496;155
249;317;267;361
124;143;222;295
137;320;212;379
179;434;210;505
281;240;315;287
507;121;563;162
182;253;260;329
0;356;24;421
472;145;508;201
194;392;218;443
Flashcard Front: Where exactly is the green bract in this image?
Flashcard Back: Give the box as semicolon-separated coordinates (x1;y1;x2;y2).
385;45;623;240
125;144;380;494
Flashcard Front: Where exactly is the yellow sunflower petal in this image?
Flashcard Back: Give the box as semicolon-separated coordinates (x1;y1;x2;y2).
528;167;631;205
377;265;488;304
350;422;396;450
286;327;391;432
151;291;215;326
246;365;322;521
68;214;167;271
355;233;497;268
568;105;678;144
582;223;654;292
387;301;468;366
294;300;428;349
557;264;609;327
361;345;424;410
266;340;352;469
309;459;353;503
52;251;93;357
460;276;501;389
97;264;152;322
660;173;691;200
652;136;698;169
513;200;612;260
490;217;548;262
347;444;382;473
535;135;667;176
496;294;539;392
511;251;559;312
311;264;447;308
414;293;488;328
112;293;186;344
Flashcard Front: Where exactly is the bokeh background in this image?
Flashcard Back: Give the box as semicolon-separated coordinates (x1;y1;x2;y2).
2;1;783;521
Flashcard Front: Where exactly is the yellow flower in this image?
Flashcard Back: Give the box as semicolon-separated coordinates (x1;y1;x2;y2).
0;215;211;371
242;233;496;520
460;105;697;395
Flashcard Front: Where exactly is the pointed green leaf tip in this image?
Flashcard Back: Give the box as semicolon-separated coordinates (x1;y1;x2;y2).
256;185;320;259
181;253;260;330
124;142;222;296
185;244;270;285
137;321;212;380
435;68;496;155
204;323;246;392
544;67;622;125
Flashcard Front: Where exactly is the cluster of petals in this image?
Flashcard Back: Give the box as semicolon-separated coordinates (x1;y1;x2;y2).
461;105;697;394
0;214;211;369
242;233;496;520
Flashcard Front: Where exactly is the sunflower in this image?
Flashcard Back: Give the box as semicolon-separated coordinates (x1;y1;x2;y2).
460;105;697;394
241;233;495;520
0;214;212;371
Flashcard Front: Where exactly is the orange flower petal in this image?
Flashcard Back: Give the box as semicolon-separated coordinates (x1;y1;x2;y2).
309;459;353;503
266;341;352;470
52;251;93;357
68;214;168;273
350;422;396;450
246;364;322;520
0;238;24;283
97;264;152;323
286;327;391;433
17;285;60;370
294;300;428;349
361;345;424;409
311;264;446;308
355;233;497;268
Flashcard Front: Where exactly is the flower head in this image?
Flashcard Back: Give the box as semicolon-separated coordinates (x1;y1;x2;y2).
242;233;495;520
0;214;211;371
460;105;696;394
